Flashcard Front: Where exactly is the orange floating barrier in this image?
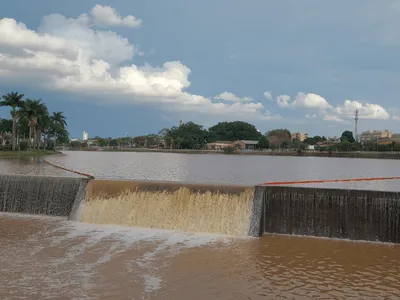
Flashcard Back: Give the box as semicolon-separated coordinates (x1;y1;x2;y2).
263;176;400;185
42;156;95;179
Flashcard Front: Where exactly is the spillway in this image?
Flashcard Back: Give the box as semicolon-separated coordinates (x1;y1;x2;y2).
0;174;399;242
0;174;88;217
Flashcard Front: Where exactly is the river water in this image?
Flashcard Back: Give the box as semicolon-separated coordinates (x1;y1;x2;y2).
1;151;400;299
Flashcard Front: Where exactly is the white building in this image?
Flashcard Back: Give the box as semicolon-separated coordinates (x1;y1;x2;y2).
83;131;88;141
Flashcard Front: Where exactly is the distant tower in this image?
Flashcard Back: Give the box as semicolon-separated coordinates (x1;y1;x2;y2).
83;131;88;141
179;120;183;126
354;110;359;142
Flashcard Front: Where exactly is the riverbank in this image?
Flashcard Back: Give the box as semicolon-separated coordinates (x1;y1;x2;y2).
83;148;400;160
0;150;60;158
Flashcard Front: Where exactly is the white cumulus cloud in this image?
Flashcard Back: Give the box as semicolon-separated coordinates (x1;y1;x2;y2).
90;4;142;28
292;92;331;109
323;114;349;124
276;95;291;108
0;6;280;121
276;92;331;109
263;91;273;100
305;113;317;119
334;100;391;120
214;92;253;102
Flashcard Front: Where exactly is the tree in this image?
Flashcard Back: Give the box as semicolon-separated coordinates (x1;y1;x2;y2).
304;135;327;145
267;129;291;147
0;118;13;146
0;118;12;133
208;121;262;142
0;92;25;151
340;130;355;143
50;112;67;148
258;135;270;149
20;99;48;150
166;121;209;149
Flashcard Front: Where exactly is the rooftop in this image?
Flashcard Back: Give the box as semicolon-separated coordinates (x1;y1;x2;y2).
239;140;259;145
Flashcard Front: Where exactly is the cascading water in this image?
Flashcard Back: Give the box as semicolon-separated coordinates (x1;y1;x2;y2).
0;174;88;217
80;183;254;236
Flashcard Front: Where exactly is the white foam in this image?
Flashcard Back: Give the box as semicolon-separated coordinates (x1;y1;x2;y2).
1;213;236;296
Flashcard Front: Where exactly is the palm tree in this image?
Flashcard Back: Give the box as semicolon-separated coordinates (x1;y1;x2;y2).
0;92;25;151
50;112;67;149
20;99;48;150
38;113;51;149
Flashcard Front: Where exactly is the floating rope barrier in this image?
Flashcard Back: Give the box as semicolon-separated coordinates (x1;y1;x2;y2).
263;176;400;185
42;156;95;179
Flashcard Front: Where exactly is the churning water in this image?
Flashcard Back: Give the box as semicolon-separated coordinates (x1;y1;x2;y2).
1;153;400;299
1;214;400;300
81;187;253;236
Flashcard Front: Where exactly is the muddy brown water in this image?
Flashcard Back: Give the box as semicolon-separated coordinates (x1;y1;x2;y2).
1;153;400;299
1;214;400;300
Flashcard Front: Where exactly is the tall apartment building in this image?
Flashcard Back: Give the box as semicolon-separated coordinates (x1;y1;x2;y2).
291;132;309;142
360;130;392;142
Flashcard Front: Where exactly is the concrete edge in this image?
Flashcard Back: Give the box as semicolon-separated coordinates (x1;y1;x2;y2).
248;185;265;237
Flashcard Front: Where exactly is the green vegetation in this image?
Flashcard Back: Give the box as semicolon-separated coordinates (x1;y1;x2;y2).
0;91;69;154
208;121;262;141
71;119;400;155
0;150;57;157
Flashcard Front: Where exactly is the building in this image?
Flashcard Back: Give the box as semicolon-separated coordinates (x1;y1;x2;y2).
206;141;232;150
291;132;309;142
231;140;259;150
360;130;392;143
83;131;88;141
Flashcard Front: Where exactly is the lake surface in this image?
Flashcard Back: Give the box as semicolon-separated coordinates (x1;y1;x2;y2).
3;150;400;190
1;214;399;300
1;151;400;299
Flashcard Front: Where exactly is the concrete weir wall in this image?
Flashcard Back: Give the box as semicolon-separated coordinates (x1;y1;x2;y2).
0;174;89;218
251;185;400;243
1;174;399;242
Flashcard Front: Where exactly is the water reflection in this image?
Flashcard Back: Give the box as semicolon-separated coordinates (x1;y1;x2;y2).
2;151;400;190
0;156;75;177
48;151;400;191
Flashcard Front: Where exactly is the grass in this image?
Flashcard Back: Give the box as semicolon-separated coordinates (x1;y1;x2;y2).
0;150;59;158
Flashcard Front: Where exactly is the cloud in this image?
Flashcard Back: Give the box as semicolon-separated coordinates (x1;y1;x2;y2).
334;100;390;120
323;114;349;124
292;93;331;109
276;92;331;109
0;6;279;122
276;95;291;108
392;116;400;121
90;5;142;28
214;92;253;102
275;90;392;123
263;91;273;101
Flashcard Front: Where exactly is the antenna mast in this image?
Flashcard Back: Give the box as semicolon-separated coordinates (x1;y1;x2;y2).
354;109;359;142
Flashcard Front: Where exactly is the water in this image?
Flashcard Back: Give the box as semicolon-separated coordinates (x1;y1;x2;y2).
0;174;88;217
37;151;400;191
0;156;76;177
1;214;399;299
82;186;253;236
1;152;400;298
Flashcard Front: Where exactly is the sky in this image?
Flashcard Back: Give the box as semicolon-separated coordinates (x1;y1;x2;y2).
0;0;400;139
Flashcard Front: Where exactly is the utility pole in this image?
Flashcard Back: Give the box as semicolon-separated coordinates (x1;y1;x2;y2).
354;109;359;142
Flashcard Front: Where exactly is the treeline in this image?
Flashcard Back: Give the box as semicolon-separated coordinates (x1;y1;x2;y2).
0;92;69;151
72;120;400;152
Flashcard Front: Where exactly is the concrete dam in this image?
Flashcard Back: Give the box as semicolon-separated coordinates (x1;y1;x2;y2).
0;174;399;243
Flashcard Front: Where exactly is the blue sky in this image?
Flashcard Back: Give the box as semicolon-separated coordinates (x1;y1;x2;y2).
0;0;399;139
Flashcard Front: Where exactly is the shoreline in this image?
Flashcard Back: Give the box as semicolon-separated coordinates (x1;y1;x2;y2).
0;150;61;158
70;148;400;160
